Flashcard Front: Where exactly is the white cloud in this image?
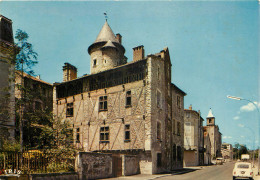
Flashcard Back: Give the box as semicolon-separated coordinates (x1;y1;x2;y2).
233;116;240;120
223;136;232;139
238;124;245;128
240;101;260;112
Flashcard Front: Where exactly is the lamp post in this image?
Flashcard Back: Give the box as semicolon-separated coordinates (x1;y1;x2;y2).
227;95;260;175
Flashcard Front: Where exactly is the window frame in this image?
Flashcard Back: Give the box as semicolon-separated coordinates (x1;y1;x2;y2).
124;124;131;142
99;96;108;111
100;126;109;143
66;102;74;117
125;90;132;107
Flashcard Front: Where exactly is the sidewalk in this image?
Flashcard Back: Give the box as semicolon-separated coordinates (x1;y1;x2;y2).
252;162;260;180
102;168;200;180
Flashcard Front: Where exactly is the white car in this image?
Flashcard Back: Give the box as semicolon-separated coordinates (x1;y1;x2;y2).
232;162;254;180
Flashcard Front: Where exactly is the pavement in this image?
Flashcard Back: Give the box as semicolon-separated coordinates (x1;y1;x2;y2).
252;162;260;180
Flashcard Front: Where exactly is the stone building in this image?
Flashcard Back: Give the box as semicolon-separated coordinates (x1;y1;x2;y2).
0;15;16;141
203;109;222;159
221;143;233;161
203;128;211;165
53;21;186;174
15;71;53;147
183;105;204;166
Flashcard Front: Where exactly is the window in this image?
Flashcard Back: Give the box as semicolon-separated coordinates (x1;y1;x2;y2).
99;96;108;111
34;101;42;111
177;96;181;108
157;90;161;108
172;144;176;161
76;128;80;143
177;121;181;136
168;104;171;119
125;124;130;141
172;119;176;134
157;121;161;140
126;91;131;107
93;59;97;67
185;122;191;133
100;126;109;142
66;103;73;117
177;146;182;161
157;153;162;167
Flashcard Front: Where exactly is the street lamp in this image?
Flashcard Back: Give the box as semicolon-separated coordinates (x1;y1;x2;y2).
227;95;260;175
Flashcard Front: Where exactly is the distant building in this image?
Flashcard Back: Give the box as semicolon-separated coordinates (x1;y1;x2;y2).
53;21;186;174
203;128;211;165
0;15;15;141
221;143;233;161
203;109;222;159
183;105;204;166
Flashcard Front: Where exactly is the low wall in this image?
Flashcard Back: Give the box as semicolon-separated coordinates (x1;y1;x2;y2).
76;152;113;180
122;155;140;176
29;172;78;180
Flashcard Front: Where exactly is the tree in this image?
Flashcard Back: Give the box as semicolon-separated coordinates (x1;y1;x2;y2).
14;29;38;152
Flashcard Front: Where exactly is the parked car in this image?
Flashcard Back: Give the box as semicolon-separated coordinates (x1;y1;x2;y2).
216;158;223;165
233;162;254;180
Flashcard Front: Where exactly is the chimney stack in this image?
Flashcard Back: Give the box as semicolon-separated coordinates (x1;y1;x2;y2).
63;63;77;82
133;45;144;61
116;33;122;44
189;104;192;110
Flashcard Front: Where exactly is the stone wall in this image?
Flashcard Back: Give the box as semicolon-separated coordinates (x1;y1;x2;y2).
76;152;113;180
122;155;140;176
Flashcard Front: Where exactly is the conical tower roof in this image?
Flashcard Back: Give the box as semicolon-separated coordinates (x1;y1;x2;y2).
94;21;119;43
207;108;214;118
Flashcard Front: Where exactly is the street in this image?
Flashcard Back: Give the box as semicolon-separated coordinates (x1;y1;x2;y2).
158;162;235;180
108;161;260;180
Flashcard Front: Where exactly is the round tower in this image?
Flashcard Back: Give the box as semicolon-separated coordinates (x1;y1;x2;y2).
88;21;126;74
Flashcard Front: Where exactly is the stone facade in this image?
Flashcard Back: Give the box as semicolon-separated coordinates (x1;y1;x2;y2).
183;105;204;166
203;109;222;159
221;143;233;161
0;15;15;141
203;129;211;165
53;21;186;174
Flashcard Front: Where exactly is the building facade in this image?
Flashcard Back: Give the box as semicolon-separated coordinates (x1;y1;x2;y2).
15;71;53;147
0;15;15;141
221;143;233;161
203;109;222;159
183;105;204;166
53;21;186;174
203;128;211;165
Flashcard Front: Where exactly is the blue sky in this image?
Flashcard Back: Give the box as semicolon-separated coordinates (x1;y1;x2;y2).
1;1;259;149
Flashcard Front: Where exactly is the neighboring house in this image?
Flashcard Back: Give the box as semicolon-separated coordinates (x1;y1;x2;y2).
53;21;186;174
221;143;233;161
203;109;222;159
203;128;211;165
0;15;15;141
183;105;204;166
15;71;53;147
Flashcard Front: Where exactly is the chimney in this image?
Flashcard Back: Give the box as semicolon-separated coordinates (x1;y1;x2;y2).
133;45;144;61
116;33;122;44
189;104;192;110
63;63;77;82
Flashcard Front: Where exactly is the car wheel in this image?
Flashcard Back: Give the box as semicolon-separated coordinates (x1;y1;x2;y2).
233;177;236;180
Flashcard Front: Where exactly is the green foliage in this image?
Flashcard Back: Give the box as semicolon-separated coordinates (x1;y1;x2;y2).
0;139;21;152
233;144;248;159
15;29;38;74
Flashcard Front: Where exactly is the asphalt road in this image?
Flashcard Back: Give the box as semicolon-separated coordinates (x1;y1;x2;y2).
157;162;236;180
